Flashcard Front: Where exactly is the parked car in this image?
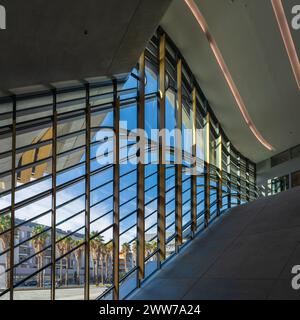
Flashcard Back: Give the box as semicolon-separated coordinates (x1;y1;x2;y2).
24;280;37;287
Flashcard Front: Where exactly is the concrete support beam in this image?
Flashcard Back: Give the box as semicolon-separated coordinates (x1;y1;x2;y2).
0;0;172;91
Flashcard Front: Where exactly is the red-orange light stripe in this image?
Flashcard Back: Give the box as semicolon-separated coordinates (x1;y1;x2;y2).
271;0;300;90
184;0;274;151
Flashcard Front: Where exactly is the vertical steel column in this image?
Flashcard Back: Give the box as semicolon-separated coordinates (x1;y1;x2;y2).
204;112;210;227
227;142;232;208
175;58;183;248
191;88;197;234
137;53;145;285
51;89;57;300
113;80;120;300
9;95;16;300
246;160;250;202
84;83;91;300
237;154;241;205
216;134;222;215
254;163;257;199
158;33;166;263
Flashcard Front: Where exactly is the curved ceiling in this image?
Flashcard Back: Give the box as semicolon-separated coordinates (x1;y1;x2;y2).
160;0;300;163
184;0;274;152
272;0;300;90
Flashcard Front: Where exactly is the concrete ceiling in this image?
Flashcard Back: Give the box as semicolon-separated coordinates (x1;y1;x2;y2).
0;0;172;91
161;0;300;163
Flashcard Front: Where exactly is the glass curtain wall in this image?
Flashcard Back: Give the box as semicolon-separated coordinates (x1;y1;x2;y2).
0;28;257;300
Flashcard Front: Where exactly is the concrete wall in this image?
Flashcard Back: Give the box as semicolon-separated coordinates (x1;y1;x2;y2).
0;0;172;91
257;156;300;195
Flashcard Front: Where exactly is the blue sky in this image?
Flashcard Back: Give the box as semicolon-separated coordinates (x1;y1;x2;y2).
0;67;212;248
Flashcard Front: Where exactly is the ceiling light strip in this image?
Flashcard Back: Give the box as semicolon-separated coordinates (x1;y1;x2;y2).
184;0;274;151
271;0;300;90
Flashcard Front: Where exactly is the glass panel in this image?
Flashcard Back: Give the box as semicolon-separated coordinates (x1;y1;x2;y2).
268;175;289;195
119;269;137;300
0;30;257;300
57;89;86;114
0;239;10;297
120;227;136;278
14;267;52;300
144;254;158;280
55;246;85;300
145;60;158;95
89;228;113;300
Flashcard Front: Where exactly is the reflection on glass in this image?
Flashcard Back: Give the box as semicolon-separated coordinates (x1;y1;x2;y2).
0;30;257;301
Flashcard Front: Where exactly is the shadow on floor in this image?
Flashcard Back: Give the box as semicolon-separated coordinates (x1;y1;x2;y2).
130;187;300;300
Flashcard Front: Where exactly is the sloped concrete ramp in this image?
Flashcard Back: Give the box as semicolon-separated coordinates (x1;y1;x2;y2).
131;187;300;300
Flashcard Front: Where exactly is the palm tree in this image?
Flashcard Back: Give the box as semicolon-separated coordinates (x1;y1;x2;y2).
103;245;109;284
56;236;64;286
90;232;104;285
98;237;105;285
150;240;157;261
62;236;72;286
73;239;84;285
56;236;72;286
131;240;137;267
105;241;113;283
145;242;152;257
31;226;49;288
121;242;131;274
0;215;11;289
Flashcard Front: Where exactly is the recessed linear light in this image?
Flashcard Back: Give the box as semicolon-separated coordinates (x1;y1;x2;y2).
271;0;300;91
184;0;274;151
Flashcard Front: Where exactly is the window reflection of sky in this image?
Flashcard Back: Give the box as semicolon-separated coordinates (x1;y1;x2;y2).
8;66;206;245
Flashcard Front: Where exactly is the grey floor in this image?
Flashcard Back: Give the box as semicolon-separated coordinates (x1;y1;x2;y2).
130;187;300;300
